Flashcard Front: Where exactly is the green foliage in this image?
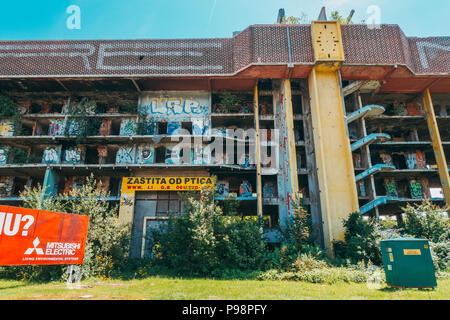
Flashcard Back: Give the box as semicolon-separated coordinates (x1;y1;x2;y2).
379;216;399;229
216;217;266;271
331;10;354;24
257;266;371;284
276;12;309;25
398;201;450;271
220;195;241;216
65;97;96;117
264;196;327;271
86;118;102;136
292;253;329;272
217;92;242;113
136;111;157;135
280;197;315;250
0;175;131;282
0;94;18;118
0;93;23;135
333;202;449;271
118;103;138;114
334;212;382;266
431;240;450;272
150;186;266;276
401;201;449;243
7;147;29;164
65;98;99;142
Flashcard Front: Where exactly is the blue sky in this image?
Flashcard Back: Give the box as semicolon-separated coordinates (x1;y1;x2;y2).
0;0;448;40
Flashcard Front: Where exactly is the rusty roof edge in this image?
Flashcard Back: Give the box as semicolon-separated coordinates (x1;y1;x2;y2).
0;24;448;79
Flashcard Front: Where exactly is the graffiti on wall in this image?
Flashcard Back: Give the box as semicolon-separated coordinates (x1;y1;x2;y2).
410;179;423;199
120;119;137;136
42;146;61;164
139;92;210;121
137;145;155;164
0;176;14;197
384;178;398;197
0;147;8;165
48;119;66;136
116;146;136;164
63;147;84;164
0;121;14;137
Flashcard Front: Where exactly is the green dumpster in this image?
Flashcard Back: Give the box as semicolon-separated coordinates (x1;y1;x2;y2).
380;238;437;288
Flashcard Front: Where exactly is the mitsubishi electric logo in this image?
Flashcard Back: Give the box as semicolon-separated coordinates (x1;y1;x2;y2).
24;237;44;255
21;237;82;263
24;237;81;256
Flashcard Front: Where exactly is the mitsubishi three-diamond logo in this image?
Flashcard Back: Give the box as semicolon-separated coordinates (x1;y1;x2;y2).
24;237;44;255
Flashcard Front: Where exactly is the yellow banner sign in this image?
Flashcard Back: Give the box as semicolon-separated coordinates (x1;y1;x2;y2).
403;249;421;256
122;177;215;192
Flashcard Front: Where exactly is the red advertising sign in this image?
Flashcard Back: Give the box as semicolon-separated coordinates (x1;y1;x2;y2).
0;205;89;266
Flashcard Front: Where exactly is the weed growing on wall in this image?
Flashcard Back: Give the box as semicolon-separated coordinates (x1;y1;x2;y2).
118;103;138;114
216;92;243;113
65;97;100;142
0;93;23;135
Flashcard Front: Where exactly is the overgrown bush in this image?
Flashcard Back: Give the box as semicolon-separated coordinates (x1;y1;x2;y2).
0;93;22;135
399;201;449;272
263;196;328;271
0;175;131;282
216;92;243;113
333;201;449;272
401;201;449;243
149;186;266;276
118;103;138;114
333;212;382;266
257;265;371;284
431;240;450;271
291;253;329;272
280;197;315;250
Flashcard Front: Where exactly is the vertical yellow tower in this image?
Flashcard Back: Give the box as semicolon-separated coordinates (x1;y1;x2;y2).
422;89;450;210
308;21;360;255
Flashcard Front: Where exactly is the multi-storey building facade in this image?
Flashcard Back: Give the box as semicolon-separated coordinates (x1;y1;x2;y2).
0;21;449;257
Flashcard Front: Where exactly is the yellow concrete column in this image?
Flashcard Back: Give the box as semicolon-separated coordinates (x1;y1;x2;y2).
422;89;450;209
254;83;263;217
283;79;299;197
119;183;136;224
308;21;359;254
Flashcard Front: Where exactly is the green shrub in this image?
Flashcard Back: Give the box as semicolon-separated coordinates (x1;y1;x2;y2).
150;187;266;276
257;267;371;284
0;93;23;135
431;241;450;272
292;253;329;272
217;92;242;113
399;201;449;271
262;244;299;271
0;175;131;282
401;201;449;243
119;103;138;114
280;197;315;250
7;147;29;164
264;195;327;271
333;212;382;266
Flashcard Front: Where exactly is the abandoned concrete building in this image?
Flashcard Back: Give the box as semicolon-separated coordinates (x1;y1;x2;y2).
0;21;449;257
